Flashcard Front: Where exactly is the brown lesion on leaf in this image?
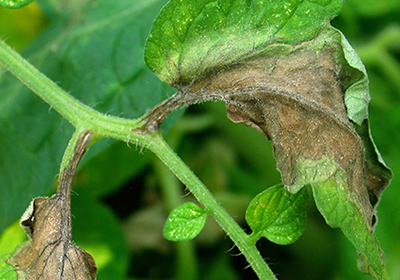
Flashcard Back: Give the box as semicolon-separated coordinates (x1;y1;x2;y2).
8;131;97;280
139;44;391;228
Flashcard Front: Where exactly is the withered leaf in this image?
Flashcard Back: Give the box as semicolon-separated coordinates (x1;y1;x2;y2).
8;131;97;280
218;49;383;225
140;41;391;228
8;196;97;280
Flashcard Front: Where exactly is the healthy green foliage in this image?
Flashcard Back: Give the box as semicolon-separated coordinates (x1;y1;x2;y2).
145;0;344;85
0;0;33;9
246;185;308;245
163;202;207;241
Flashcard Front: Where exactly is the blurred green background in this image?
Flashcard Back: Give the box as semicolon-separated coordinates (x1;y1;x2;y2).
0;0;399;279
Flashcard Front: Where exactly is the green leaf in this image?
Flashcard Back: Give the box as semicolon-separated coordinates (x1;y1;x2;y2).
163;202;207;241
145;0;344;85
246;185;307;245
311;165;389;280
0;254;17;280
0;0;33;9
0;0;174;234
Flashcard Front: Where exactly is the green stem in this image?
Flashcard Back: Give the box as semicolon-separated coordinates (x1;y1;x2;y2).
0;39;145;169
0;39;96;127
149;133;277;280
0;39;277;280
154;159;199;280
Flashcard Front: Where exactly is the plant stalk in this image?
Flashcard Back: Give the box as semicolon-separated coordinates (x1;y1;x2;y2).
0;39;277;280
149;133;277;280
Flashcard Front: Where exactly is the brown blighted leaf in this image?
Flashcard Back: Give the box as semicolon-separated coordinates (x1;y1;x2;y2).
140;41;390;228
194;48;389;225
8;131;96;280
8;196;97;280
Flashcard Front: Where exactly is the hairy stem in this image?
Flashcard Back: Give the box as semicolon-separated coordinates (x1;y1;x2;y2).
149;133;277;280
0;39;276;280
58;130;93;240
154;160;199;280
0;39;144;169
136;89;226;133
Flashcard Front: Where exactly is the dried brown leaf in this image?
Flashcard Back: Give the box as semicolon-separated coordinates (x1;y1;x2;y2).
8;131;97;280
8;196;97;280
140;45;390;227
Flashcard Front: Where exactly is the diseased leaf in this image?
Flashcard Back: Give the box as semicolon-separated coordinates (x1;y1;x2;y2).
163;202;207;241
142;1;392;277
8;196;97;280
144;26;391;227
246;185;307;245
145;0;344;86
7;131;97;279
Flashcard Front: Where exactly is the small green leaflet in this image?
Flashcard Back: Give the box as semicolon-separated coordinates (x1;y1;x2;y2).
163;202;207;241
246;185;308;245
0;0;33;8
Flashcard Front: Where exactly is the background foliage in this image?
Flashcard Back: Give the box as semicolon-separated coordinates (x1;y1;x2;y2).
0;0;399;279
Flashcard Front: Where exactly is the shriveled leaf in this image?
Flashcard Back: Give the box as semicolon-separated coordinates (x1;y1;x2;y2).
163;202;207;241
145;26;391;227
7;131;97;280
311;162;389;280
0;0;33;9
145;0;344;85
246;185;307;245
143;0;392;277
8;196;97;280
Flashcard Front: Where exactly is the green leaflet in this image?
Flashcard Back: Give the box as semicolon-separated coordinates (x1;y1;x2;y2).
0;0;33;9
311;161;389;280
164;202;207;241
246;185;308;245
145;0;344;86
